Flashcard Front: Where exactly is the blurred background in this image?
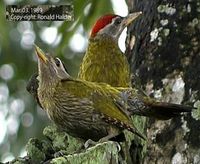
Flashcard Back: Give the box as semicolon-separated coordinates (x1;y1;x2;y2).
0;0;130;162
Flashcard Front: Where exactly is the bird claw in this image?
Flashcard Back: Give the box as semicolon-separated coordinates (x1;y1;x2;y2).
84;139;121;152
84;139;97;149
54;150;66;158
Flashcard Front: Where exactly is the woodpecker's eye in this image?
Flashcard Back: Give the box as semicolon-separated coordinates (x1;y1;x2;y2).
114;17;122;25
55;58;61;67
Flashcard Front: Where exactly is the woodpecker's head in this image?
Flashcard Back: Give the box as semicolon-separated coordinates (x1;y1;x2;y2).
90;12;142;40
34;45;70;87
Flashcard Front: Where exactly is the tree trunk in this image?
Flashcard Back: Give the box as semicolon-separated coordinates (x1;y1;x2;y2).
126;0;200;163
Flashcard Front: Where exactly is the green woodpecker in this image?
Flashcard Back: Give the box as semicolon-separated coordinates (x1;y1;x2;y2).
34;45;193;141
26;12;141;106
78;12;142;87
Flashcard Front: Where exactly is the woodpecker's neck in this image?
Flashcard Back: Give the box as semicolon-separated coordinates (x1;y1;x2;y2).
90;33;118;45
88;34;121;57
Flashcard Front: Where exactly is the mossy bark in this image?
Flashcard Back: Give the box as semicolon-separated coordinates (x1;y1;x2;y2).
8;125;122;164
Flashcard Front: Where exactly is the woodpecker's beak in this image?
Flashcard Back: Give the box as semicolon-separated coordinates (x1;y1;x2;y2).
34;45;48;64
124;11;142;26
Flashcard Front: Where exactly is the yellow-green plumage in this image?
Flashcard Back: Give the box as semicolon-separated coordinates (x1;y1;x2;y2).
34;45;144;140
78;12;143;87
78;35;130;87
38;72;192;141
59;80;129;121
39;77;144;141
35;46;192;142
77;13;142;146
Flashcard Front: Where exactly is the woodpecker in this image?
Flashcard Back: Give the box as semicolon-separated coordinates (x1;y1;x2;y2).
26;12;142;107
34;45;193;142
35;45;145;141
78;12;142;87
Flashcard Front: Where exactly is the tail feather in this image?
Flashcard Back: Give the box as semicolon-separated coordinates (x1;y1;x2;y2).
139;100;194;120
124;94;194;120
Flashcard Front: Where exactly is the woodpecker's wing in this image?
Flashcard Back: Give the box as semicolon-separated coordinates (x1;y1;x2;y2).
60;78;130;123
26;73;38;96
91;91;146;140
26;73;42;108
59;79;145;139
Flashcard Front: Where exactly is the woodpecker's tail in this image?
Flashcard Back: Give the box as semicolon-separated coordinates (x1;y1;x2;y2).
139;101;194;120
118;90;194;120
132;100;194;120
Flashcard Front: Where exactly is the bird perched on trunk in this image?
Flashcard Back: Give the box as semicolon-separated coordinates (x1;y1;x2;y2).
35;45;145;141
78;12;142;87
34;45;193;142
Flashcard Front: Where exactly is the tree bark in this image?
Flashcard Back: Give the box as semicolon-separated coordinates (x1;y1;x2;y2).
126;0;200;163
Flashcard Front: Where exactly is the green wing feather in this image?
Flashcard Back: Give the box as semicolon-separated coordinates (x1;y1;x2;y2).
59;79;131;124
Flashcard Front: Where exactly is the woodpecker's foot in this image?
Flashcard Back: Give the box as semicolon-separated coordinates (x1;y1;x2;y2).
84;137;111;149
84;139;98;149
84;130;121;149
54;150;67;158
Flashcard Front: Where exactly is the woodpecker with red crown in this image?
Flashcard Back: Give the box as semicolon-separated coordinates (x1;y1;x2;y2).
78;12;142;87
27;12;142;106
27;12;194;123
